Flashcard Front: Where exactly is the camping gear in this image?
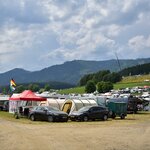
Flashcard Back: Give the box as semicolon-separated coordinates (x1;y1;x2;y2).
61;99;97;114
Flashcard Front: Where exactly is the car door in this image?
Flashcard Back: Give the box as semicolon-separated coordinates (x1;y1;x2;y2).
35;107;47;120
89;107;100;119
97;107;105;119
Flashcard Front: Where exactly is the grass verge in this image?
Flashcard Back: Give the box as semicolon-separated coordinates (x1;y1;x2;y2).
0;111;149;125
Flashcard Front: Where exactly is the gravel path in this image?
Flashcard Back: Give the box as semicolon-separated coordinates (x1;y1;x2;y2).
0;115;150;150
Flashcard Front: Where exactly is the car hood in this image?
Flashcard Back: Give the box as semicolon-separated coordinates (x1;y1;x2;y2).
48;110;68;115
69;111;84;116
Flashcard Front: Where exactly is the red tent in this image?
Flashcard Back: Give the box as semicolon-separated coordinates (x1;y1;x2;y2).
9;90;46;101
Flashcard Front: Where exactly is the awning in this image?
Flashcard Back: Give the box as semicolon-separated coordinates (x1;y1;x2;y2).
9;90;46;101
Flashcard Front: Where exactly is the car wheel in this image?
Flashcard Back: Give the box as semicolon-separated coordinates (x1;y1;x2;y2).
30;115;35;121
48;116;54;122
83;116;88;122
109;111;113;117
120;114;125;119
112;113;116;119
103;115;108;121
64;118;68;122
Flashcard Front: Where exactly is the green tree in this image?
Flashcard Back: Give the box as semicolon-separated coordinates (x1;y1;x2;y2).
97;81;113;93
16;85;26;93
44;84;51;91
97;82;104;93
102;82;113;93
79;74;94;86
28;84;40;92
2;87;7;95
93;70;110;83
85;80;96;93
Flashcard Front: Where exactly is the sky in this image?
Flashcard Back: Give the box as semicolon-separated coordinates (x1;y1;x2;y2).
0;0;150;73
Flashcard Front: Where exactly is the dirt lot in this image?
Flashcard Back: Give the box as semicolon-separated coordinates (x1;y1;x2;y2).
0;113;150;150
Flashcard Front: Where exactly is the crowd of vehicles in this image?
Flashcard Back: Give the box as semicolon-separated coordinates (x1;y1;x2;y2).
27;105;110;122
0;87;149;122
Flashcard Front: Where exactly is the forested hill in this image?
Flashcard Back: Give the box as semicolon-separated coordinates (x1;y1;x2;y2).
0;58;150;86
119;63;150;76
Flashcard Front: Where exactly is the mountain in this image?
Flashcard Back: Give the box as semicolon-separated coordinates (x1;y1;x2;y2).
0;58;150;86
119;62;150;76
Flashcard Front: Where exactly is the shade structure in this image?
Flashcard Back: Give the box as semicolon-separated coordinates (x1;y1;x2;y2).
9;90;46;101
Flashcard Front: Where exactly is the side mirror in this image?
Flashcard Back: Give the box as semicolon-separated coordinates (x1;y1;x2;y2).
88;110;91;113
43;109;48;112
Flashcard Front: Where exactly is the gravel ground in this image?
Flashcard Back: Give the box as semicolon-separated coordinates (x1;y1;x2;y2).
0;113;150;150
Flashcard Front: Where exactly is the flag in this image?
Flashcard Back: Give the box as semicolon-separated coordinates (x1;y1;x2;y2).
10;78;16;92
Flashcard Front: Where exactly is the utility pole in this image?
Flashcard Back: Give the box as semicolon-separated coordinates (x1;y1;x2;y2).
115;52;122;71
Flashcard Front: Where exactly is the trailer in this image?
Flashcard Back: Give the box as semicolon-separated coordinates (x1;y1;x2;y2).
107;101;127;119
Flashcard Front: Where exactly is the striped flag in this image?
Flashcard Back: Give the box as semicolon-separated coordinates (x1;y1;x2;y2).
10;78;16;92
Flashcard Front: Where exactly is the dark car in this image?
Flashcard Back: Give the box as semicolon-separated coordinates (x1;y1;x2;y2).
28;106;68;122
0;101;4;111
127;96;140;113
2;101;9;111
0;100;9;111
69;105;109;121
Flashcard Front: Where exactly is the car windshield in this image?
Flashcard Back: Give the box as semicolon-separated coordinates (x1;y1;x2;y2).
46;106;60;111
78;106;91;112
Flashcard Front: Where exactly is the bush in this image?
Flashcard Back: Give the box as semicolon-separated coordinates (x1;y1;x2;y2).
97;81;113;93
85;80;96;93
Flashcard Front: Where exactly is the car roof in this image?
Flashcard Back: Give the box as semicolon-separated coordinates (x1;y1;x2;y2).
90;105;107;109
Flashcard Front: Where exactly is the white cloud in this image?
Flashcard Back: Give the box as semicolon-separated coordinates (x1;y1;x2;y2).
128;35;150;51
0;0;149;72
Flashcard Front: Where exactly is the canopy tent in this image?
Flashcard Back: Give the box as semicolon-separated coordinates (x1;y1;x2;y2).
9;90;46;114
9;90;46;101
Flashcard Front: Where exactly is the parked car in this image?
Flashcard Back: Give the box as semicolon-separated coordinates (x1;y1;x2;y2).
69;105;109;121
28;106;68;122
0;100;9;111
2;101;9;111
0;101;4;111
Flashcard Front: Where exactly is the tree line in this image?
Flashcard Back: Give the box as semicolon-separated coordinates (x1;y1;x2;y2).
119;63;150;76
1;81;75;95
79;70;121;93
79;70;122;86
1;62;149;94
1;83;52;95
80;62;150;93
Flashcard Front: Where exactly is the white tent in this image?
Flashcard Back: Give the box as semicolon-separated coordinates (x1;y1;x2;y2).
9;94;21;113
39;98;97;114
61;99;97;114
39;98;66;110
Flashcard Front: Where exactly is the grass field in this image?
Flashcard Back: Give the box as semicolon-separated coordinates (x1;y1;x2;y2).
114;74;150;89
114;82;150;89
59;86;85;94
121;74;150;83
58;75;150;94
0;111;150;124
58;82;150;94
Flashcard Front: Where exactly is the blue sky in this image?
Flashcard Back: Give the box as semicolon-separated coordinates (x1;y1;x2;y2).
0;0;150;73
